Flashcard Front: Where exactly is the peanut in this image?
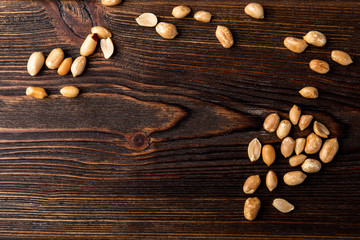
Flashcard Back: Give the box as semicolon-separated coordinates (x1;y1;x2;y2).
80;33;98;57
319;138;339;163
194;11;212;23
244;197;261;221
309;59;330;74
299;87;318;99
243;175;261;194
136;13;158;27
71;56;86;77
276;120;291;139
101;0;122;6
26;86;47;99
216;25;234;48
313;121;330;138
262;144;276;166
248;138;262;162
301;159;322;173
281;137;295;158
172;5;191;18
155;22;178;39
60;86;79;98
284;37;308;53
244;3;264;19
272;198;294;213
91;26;112;39
305;133;322;154
295;138;306;155
303;31;327;47
283;171;307;186
266;170;278;192
27;52;45;76
57;57;72;76
331;50;353;66
298;115;313;131
289;104;301;125
100;37;114;59
263;113;280;133
45;48;64;69
289;154;307;167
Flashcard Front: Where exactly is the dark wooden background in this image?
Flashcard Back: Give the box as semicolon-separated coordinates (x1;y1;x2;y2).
0;0;359;239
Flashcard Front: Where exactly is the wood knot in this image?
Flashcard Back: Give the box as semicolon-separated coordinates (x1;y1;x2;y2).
129;132;148;149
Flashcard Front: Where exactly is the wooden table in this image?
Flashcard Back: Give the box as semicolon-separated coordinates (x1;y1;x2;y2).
0;0;359;239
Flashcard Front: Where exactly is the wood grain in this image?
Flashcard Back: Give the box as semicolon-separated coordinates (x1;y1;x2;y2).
0;0;359;239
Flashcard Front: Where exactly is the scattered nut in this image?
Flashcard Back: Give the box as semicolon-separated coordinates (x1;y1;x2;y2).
71;56;87;77
27;52;45;76
194;11;212;23
272;198;294;213
283;171;307;186
262;144;276;166
91;26;112;39
289;154;307;167
45;48;65;69
136;13;158;27
298;115;313;131
26;86;47;99
276;120;292;139
100;37;114;59
263;113;280;133
244;197;261;221
80;33;99;57
319;138;339;163
284;37;308;53
57;57;72;76
331;50;353;66
215;25;234;48
243;175;261;194
305;133;322;154
303;31;327;47
301;159;322;173
309;59;330;74
155;22;178;39
299;87;318;99
172;5;191;18
60;86;80;98
295;138;306;155
313;121;330;138
266;170;278;192
244;3;264;19
281;137;295;158
101;0;122;6
248;138;262;162
289;104;301;125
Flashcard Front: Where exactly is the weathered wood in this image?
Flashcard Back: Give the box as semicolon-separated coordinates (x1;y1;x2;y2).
0;0;359;239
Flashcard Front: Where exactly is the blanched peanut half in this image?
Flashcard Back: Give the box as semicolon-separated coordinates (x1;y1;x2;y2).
216;25;234;48
156;22;178;39
313;121;330;138
289;154;307;167
319;138;339;163
289;104;301;125
172;5;191;18
243;175;261;194
46;48;64;69
295;138;306;155
100;38;114;59
136;13;158;27
276;120;291;139
262;144;275;166
194;11;212;23
57;57;72;76
60;86;79;98
101;0;122;6
309;59;330;74
80;33;99;57
266;170;278;192
283;171;307;186
248;138;262;162
263;113;280;133
244;3;264;19
298;115;313;131
281;137;295;158
244;197;261;221
331;50;353;66
305;133;322;154
71;56;86;77
26;86;47;99
299;86;318;99
284;37;308;53
91;26;112;39
301;159;321;173
272;198;294;213
27;52;45;76
303;31;327;47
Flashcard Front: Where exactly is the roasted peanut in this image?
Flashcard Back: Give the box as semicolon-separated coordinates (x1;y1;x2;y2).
298;115;313;131
289;154;307;167
272;198;294;213
244;197;261;221
283;171;307;186
26;86;47;99
216;25;234;48
281;137;295;158
136;13;158;27
27;52;45;76
262;144;275;166
299;87;318;99
266;170;278;192
71;56;86;77
289;104;301;125
80;33;98;57
100;37;114;59
46;48;64;69
101;0;122;6
243;175;261;194
313;121;330;138
301;159;321;173
303;31;326;47
305;133;322;154
309;59;330;74
244;3;264;19
60;86;79;98
156;22;178;39
276;120;291;139
194;11;212;23
172;5;191;18
331;50;353;66
319;138;339;163
248;138;262;162
284;37;308;53
57;57;72;76
295;138;306;155
91;26;112;39
263;113;280;133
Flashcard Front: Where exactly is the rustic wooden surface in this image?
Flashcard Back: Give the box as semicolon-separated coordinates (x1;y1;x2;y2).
0;0;359;239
